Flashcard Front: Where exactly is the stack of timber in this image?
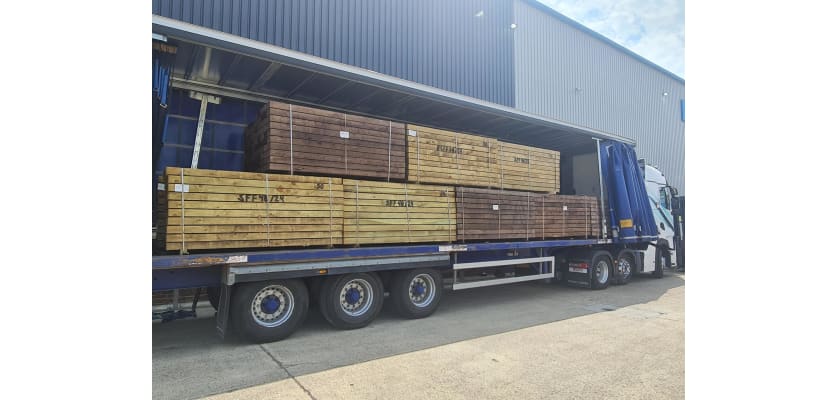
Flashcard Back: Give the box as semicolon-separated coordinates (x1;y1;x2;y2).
244;101;406;181
406;124;500;188
456;187;600;241
162;167;343;252
343;180;456;245
405;124;561;193
535;194;601;238
497;142;560;193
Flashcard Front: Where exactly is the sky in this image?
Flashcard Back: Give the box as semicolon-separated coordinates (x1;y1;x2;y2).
536;0;684;79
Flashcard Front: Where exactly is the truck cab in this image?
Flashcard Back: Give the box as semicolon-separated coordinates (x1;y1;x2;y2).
641;162;678;270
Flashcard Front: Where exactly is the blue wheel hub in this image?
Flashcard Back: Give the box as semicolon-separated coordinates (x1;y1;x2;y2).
413;283;426;296
261;295;280;314
345;288;361;304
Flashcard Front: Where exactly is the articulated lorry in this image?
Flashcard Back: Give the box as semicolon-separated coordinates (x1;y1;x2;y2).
151;16;681;344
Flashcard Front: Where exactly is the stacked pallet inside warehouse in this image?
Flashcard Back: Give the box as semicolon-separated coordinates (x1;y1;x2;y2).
456;187;600;242
497;142;560;193
162;167;343;252
343;180;456;245
406;124;500;188
244;101;406;180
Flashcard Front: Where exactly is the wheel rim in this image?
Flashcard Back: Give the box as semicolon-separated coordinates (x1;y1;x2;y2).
594;260;609;284
618;257;632;279
251;285;295;328
408;274;436;308
340;278;374;316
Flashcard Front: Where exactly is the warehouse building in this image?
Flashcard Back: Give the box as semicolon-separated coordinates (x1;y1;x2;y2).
152;0;685;193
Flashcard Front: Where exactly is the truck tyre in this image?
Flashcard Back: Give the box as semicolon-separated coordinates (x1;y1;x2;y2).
390;268;443;319
590;251;613;290
231;279;309;343
308;277;324;306
319;273;384;330
613;250;634;285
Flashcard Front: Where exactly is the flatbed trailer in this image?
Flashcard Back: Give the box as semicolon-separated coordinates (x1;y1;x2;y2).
151;16;673;343
152;137;664;343
153;235;657;341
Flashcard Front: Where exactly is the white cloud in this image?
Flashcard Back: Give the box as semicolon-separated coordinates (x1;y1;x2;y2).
536;0;684;79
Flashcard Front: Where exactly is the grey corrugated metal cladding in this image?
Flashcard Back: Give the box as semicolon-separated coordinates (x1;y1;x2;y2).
511;0;685;193
152;0;516;106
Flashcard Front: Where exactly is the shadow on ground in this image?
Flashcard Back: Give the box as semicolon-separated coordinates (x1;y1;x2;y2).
153;272;684;400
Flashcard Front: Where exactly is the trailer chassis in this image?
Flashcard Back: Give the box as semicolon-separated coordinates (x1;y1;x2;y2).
153;236;655;341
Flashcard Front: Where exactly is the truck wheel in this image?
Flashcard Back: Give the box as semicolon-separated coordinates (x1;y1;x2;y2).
231;279;309;343
613;250;634;285
319;273;384;330
590;251;613;290
390;268;443;319
308;277;324;306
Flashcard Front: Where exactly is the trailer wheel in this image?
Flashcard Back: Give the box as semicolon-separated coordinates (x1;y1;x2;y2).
590;251;613;290
613;250;634;285
231;279;309;343
319;273;384;330
390;268;443;319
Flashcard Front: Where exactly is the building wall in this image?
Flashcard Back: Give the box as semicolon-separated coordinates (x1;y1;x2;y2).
153;0;516;107
511;0;685;192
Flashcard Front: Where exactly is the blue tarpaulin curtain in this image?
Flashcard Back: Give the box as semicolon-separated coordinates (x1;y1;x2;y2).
153;40;176;227
599;141;659;241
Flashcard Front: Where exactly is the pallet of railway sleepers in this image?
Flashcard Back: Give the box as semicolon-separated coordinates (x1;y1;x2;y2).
406;124;500;188
455;187;601;241
343;179;456;245
162;167;343;253
496;141;560;193
244;101;406;181
406;124;561;193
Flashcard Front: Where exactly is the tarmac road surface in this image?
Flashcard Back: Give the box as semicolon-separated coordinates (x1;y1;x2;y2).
153;272;685;400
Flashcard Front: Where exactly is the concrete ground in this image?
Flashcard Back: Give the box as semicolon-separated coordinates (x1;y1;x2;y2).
153;273;684;400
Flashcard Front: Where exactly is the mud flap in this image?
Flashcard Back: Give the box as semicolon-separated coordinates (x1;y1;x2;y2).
564;260;592;288
215;284;232;340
